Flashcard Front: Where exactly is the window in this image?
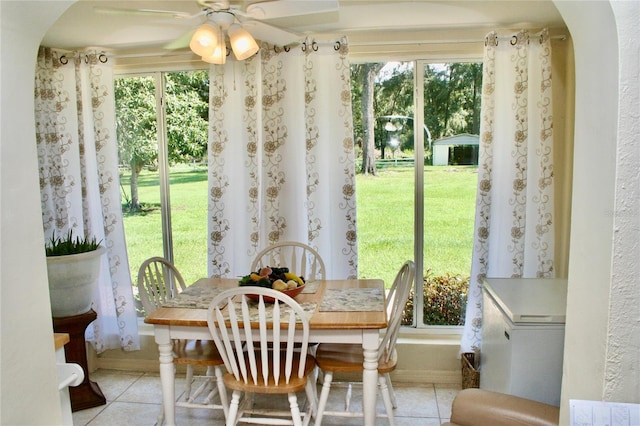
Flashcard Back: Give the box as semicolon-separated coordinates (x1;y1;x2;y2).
115;70;209;314
353;60;481;328
115;60;481;327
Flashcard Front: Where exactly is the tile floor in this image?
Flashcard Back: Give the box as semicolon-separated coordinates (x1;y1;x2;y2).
73;369;460;425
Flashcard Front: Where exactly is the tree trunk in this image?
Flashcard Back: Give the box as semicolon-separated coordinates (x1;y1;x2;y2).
471;64;481;134
361;64;383;176
130;163;142;211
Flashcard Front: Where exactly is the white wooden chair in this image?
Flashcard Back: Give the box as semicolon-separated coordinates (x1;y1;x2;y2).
206;286;318;426
313;260;416;426
251;241;326;282
137;257;187;315
137;257;228;423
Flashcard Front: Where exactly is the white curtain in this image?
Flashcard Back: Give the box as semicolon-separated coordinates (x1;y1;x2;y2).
35;47;139;353
461;30;556;353
207;37;357;279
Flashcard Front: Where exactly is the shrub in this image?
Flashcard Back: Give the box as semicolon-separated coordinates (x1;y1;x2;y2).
402;271;469;326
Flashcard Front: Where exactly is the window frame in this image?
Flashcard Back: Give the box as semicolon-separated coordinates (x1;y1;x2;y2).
116;55;481;334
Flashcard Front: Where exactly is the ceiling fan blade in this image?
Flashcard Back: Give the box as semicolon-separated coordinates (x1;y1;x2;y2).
245;0;338;20
163;29;197;50
93;6;200;20
241;19;303;46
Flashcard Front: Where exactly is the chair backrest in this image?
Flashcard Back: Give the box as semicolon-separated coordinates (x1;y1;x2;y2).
379;260;415;364
137;257;187;315
250;241;326;281
206;287;311;386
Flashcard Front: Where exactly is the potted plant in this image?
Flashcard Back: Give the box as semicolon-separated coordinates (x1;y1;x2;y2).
46;230;105;317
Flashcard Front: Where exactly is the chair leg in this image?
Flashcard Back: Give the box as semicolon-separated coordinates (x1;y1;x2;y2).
378;374;395;426
227;390;242;426
215;367;229;420
345;382;352;411
385;373;398;408
156;405;164;426
304;378;318;420
184;365;194;401
288;392;303;426
314;370;333;426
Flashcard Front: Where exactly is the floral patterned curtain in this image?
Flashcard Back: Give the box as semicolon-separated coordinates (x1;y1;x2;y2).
207;37;357;279
461;30;555;353
35;47;139;352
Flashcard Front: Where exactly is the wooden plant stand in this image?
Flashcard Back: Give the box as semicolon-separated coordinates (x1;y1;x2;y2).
53;309;106;412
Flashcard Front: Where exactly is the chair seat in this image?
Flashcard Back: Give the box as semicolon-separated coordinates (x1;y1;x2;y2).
173;339;224;366
315;343;397;374
223;351;316;394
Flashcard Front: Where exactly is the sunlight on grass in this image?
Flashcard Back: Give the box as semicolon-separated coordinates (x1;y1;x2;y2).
121;165;477;288
356;166;477;287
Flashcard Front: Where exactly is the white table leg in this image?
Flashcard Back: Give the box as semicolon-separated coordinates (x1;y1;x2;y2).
155;326;176;425
361;330;379;426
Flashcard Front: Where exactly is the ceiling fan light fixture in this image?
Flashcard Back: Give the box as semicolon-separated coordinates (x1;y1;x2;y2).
189;24;219;56
228;24;259;60
202;40;227;65
201;24;226;64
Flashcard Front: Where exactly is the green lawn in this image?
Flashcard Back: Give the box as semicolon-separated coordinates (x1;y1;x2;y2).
356;166;477;286
121;165;478;287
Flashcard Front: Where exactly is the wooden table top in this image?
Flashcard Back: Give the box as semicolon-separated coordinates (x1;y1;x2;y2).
144;277;387;330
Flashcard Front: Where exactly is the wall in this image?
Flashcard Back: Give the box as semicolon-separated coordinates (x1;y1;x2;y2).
0;2;75;424
604;1;640;402
554;0;640;423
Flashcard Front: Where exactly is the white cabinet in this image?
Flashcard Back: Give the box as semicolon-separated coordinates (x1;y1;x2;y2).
480;278;567;406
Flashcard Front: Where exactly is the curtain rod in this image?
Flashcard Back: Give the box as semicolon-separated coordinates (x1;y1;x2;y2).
110;33;565;60
349;34;566;47
112;39;345;60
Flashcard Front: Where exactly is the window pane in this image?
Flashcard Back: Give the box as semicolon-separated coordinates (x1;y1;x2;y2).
354;62;415;288
165;71;209;286
115;75;163;315
115;71;210;316
421;62;482;326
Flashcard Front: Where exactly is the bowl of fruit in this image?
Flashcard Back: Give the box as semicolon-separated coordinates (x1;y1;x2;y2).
238;266;306;302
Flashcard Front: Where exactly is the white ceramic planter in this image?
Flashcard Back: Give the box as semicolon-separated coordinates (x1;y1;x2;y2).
47;246;106;317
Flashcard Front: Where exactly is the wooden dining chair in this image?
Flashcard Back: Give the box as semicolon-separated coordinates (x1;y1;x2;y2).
313;260;416;426
137;257;228;423
206;286;318;426
251;241;326;388
251;241;326;281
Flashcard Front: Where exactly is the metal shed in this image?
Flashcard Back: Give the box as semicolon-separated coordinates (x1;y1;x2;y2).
432;133;479;166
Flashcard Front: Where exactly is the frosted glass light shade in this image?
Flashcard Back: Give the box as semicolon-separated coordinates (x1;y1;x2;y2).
202;41;226;64
189;24;218;57
228;24;259;60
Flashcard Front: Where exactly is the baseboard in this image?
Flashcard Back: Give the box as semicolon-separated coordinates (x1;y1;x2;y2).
95;356;460;385
96;357;160;373
390;369;461;385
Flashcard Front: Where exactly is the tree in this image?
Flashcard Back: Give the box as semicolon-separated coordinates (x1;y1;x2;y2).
374;63;414;157
115;76;157;210
115;71;210;211
165;71;209;164
424;63;482;140
355;63;384;175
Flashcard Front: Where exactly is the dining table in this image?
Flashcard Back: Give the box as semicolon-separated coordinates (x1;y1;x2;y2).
145;277;388;426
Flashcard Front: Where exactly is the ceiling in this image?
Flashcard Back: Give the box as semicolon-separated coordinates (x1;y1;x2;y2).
42;0;567;62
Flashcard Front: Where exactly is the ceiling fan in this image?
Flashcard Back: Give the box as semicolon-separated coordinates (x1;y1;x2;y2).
95;0;339;64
